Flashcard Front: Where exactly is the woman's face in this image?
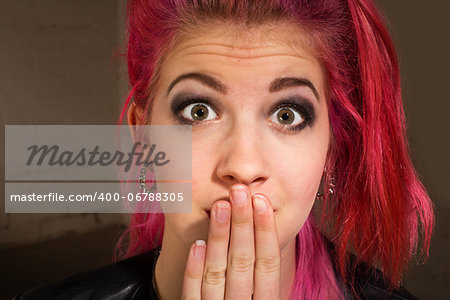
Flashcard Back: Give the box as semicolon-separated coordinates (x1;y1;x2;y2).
149;23;330;250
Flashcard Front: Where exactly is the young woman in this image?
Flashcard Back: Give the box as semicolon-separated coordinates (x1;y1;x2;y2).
14;0;434;299
118;0;434;299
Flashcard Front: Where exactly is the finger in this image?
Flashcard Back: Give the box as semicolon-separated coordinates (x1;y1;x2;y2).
181;240;207;300
225;184;255;300
202;200;231;299
252;194;281;300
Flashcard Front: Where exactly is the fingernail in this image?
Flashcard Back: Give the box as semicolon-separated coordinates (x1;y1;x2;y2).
215;203;229;223
253;195;267;214
193;240;206;260
231;186;248;207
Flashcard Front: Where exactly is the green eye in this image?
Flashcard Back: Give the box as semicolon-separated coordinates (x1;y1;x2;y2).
270;107;304;126
181;103;218;121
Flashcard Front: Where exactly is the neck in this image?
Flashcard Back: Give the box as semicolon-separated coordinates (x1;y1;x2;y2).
155;227;297;300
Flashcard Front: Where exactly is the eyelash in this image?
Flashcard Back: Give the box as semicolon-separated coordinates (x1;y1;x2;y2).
170;96;315;132
269;101;314;132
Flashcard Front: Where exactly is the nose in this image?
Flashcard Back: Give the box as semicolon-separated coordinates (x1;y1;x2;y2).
215;121;269;187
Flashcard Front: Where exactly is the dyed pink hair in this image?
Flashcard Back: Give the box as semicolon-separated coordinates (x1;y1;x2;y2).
115;0;434;298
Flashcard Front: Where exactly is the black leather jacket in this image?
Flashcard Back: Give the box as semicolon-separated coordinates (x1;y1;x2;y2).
13;244;419;300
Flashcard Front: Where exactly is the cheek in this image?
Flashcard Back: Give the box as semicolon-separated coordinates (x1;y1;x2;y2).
162;143;214;245
274;172;321;249
273;142;328;248
281;157;323;206
191;142;212;206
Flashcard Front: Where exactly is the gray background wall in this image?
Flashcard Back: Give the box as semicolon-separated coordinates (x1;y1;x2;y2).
376;1;449;298
0;1;128;297
0;0;448;299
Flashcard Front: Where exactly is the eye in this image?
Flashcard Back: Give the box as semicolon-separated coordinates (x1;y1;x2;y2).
180;102;218;122
270;106;305;127
267;98;315;132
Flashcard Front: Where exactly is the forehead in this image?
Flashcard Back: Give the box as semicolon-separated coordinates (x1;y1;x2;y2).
165;21;318;61
157;22;326;99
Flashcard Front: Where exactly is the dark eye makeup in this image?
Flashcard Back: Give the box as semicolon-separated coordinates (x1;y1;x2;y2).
169;93;316;132
268;96;315;132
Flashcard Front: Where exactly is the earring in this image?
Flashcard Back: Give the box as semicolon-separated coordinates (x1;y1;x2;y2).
316;167;335;201
138;161;157;193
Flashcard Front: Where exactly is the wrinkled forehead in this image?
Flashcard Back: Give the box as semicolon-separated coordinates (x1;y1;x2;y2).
152;20;328;105
165;20;318;62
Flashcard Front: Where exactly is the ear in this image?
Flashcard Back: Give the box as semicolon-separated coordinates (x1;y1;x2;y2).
127;101;144;126
127;101;144;142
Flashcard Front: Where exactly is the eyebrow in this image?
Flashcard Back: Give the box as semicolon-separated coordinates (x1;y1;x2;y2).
166;72;320;102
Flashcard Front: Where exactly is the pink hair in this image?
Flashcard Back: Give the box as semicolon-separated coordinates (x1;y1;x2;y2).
115;0;434;298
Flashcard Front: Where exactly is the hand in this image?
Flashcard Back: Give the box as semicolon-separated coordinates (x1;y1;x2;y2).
181;184;281;299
